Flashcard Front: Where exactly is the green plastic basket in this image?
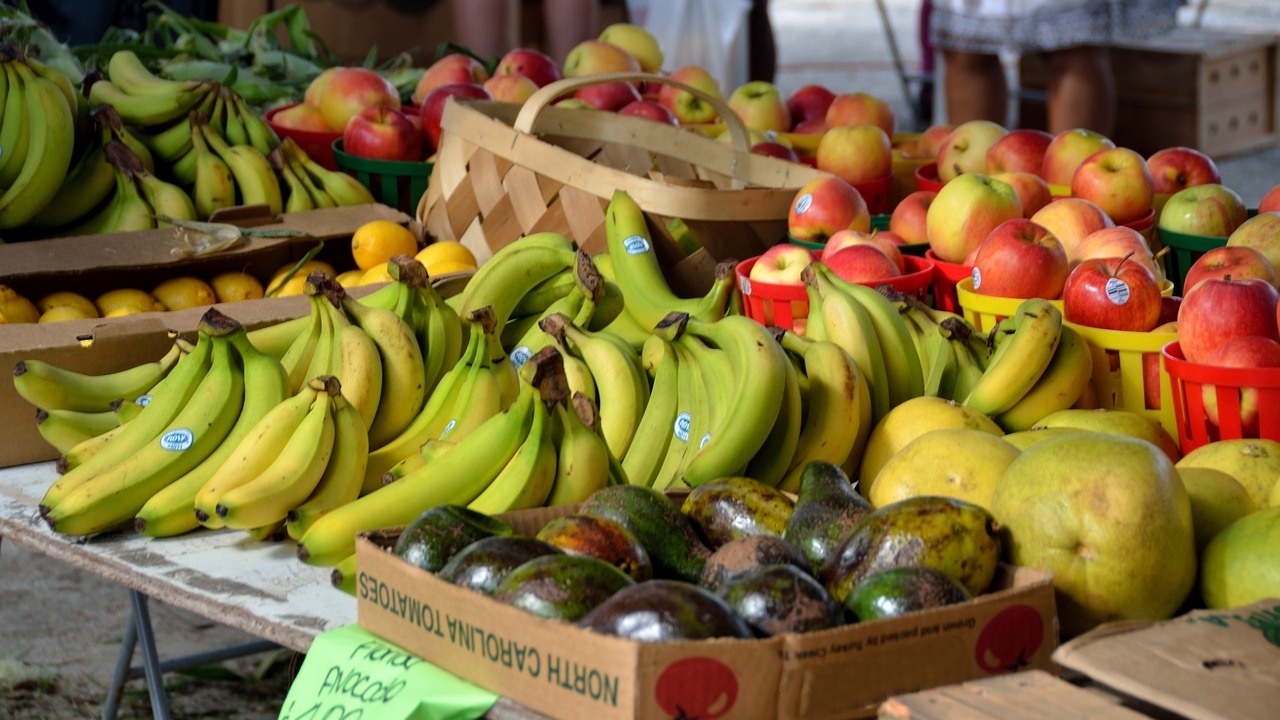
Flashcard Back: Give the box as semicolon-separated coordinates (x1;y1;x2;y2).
1158;208;1258;296
331;139;433;214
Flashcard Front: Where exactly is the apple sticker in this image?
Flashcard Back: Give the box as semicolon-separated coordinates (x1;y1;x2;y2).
971;266;982;290
1105;277;1131;305
794;193;813;215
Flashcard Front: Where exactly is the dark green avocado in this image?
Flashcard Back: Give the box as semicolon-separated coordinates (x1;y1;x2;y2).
437;536;562;595
844;566;972;622
393;504;516;573
491;554;635;622
577;580;754;641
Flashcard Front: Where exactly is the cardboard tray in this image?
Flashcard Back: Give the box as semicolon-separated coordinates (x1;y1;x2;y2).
355;504;1058;720
0;204;411;469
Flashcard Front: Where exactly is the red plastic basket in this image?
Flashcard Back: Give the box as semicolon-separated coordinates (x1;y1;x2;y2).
915;162;944;193
925;248;971;314
265;103;341;170
878;254;935;300
852;172;894;215
1162;341;1280;452
735;256;810;332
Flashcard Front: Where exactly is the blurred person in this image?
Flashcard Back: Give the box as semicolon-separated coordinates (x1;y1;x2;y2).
26;0;216;45
748;0;775;83
452;0;600;65
930;0;1184;136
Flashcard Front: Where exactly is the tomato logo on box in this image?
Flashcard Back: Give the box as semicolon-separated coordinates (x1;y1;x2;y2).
973;604;1045;674
653;656;738;719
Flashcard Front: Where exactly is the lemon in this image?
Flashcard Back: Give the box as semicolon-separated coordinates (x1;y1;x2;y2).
267;259;337;295
153;276;217;311
97;288;161;317
37;291;98;318
359;263;394;286
423;259;478;277
40;304;97;323
210;272;265;303
335;269;366;288
0;285;39;323
351;220;419;271
415;240;477;274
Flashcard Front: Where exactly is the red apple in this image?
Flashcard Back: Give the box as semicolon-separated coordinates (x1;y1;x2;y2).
888;190;935;246
821;228;904;271
915;124;954;159
1158;296;1181;326
749;244;815;285
303;67;339;109
1029;197;1115;262
971;218;1069;299
318;67;401;134
495;47;562;88
562;39;641;77
750;141;799;162
657;66;721;125
419;82;492;152
824;91;894;136
1071;226;1162;281
786;84;836;129
1158;183;1249;238
342;105;422;161
1146;146;1221;195
824;244;902;284
1070;146;1154;225
1226;211;1280;277
992;171;1052;217
815;124;892;185
1063;253;1163;332
787;176;871;243
618;98;679;125
986;128;1053;175
575;80;642;111
935;119;1007;183
1178;276;1280;364
791;117;827;136
1200;335;1280;434
1184;245;1279;293
1259;185;1280;214
1041;127;1115;187
727;80;791;133
413;53;490;105
926;172;1022;264
269;102;331;133
483;73;539;104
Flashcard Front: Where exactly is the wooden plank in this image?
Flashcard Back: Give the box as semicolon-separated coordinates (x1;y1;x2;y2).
878;670;1151;720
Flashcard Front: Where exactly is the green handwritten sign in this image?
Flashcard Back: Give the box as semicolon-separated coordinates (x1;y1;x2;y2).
279;624;499;720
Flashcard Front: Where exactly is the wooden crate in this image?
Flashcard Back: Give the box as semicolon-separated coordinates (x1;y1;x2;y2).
1018;28;1279;158
878;670;1168;720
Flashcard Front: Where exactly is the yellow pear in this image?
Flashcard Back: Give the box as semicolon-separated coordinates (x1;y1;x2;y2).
1200;507;1280;609
858;395;1003;496
1001;426;1088;451
1176;439;1280;510
1032;408;1180;464
1177;466;1257;553
870;429;1020;510
991;431;1196;639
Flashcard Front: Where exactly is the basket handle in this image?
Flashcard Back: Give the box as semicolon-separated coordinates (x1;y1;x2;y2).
513;71;753;153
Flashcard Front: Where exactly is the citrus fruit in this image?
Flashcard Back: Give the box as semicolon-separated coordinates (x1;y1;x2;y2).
97;288;161;316
415;240;477;274
39;304;97;323
423;259;478;277
0;285;39;323
335;269;366;288
359;263;394;286
268;259;337;295
210;272;265;303
152;276;217;311
351;220;419;271
37;291;98;318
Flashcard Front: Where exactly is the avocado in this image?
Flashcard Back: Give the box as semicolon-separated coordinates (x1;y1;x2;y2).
535;513;653;581
699;534;811;593
491;554;635;622
820;495;1001;604
393;504;516;573
844;566;972;622
578;580;754;641
437;536;563;595
579;485;710;583
783;460;873;576
718;564;844;636
681;476;795;549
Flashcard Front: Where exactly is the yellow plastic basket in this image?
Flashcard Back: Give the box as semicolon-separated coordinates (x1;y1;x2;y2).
1067;322;1181;441
956;276;1173;333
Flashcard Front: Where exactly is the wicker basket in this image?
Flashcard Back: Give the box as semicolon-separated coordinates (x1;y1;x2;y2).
417;72;832;296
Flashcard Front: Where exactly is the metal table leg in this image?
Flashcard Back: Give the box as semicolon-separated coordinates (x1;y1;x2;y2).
130;590;173;720
101;605;139;720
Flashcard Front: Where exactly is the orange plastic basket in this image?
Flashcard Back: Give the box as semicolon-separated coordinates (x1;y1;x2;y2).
1162;341;1280;452
925;248;971;314
265;103;341;170
1067;322;1180;440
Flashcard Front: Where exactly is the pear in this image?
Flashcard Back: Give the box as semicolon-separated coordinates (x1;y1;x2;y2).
870;428;1020;510
782;460;872;575
1176;438;1280;510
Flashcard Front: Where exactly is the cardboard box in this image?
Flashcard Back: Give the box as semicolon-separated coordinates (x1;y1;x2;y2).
878;669;1154;719
355;505;1058;720
1052;599;1280;720
1019;28;1279;158
0;204;410;469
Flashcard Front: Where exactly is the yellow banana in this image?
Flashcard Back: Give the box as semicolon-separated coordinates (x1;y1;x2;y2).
24;125;114;231
280;285;326;392
198;114;282;215
328;300;383;430
436;308;505;442
215;376;337;530
189;111;236;220
276;143;336;209
13;341;183;413
285;391;369;541
467;387;556;514
34;407;123;455
0;61;76;230
87;77;214;127
621;334;678;488
287;139;374;207
134;113;195;163
995;323;1093;432
777;332;868;493
650;323;709;491
219;88;250;148
58;424;127;474
234;93;280;157
279;159;315;214
963;298;1063;417
342;292;426;448
546;394;614;505
0;62;32;189
106;49;204;97
743;330;804;488
331;553;359;595
455;238;578;335
806;266;891;423
136;168;197;226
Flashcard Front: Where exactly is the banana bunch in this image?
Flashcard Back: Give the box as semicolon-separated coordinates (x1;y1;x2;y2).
893;292;991;404
802;262;925;425
271;137;376;213
0;52;78;231
297;345;625;569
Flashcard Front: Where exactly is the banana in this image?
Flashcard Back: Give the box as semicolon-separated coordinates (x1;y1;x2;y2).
342;292;426;448
743;329;804;488
197;114;282;215
805;266;891;424
220;89;250;148
248;315;313;359
87;77;214;127
487;319;523;409
512;269;576;318
106;49;205;97
193;380;323;527
467;387;555;514
414;279;464;398
963;298;1063;417
285;392;370;541
508;291;585;368
24;125;114;230
381;450;427;485
134;330;289;538
280;283;326;392
44;326;245;537
777;332;868;493
136;168;197;226
284;139;373;207
234;93;280;158
437;309;505;442
297;376;538;567
215;376;338;530
279;160;315;214
13;341;183;413
276;143;336;209
0;62;76;231
58;423;128;474
904;307;954;398
135;114;195;164
940;317;988;403
35;407;122;455
455;241;578;338
246;521;288;542
327;298;383;430
621;334;678;488
648;324;700;491
546;394;612;505
331;553;359;595
301;285;338;387
679;314;789;487
0;62;32;189
994;323;1093;432
39;333;212;512
189;111;236;220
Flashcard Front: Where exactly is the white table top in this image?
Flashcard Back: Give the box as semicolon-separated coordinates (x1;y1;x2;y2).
0;461;355;653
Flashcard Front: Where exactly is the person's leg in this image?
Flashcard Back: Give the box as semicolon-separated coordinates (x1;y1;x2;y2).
942;49;1007;125
452;0;513;59
1043;45;1114;136
748;0;776;84
542;0;600;65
